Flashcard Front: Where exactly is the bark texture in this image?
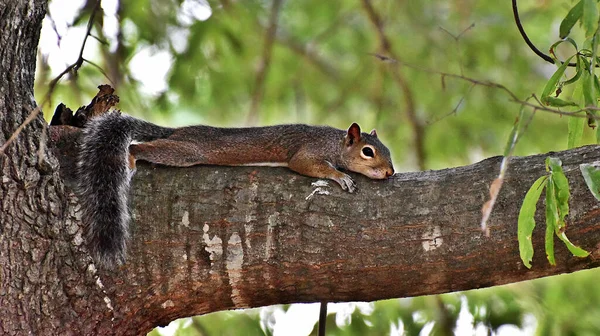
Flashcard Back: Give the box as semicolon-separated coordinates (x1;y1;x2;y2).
59;144;598;335
0;2;109;335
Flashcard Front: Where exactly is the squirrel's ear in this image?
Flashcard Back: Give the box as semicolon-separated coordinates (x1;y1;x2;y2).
369;129;378;137
346;123;361;145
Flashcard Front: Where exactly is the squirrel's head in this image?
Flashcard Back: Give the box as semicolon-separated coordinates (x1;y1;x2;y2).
342;123;395;180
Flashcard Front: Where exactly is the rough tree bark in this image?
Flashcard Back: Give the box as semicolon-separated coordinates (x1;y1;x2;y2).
126;146;600;331
0;1;124;335
2;0;600;335
45;134;600;335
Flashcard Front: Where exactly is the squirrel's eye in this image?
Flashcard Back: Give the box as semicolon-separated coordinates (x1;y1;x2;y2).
362;147;374;158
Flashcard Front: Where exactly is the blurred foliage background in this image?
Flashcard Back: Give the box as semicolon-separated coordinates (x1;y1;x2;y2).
36;0;600;334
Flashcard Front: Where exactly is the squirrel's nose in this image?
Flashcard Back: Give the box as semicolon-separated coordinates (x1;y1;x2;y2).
385;168;394;177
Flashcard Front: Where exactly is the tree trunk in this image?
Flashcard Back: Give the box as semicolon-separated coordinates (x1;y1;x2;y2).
1;1;106;335
3;0;600;335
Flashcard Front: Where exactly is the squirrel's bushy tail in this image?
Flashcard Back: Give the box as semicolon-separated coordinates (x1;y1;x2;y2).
78;112;173;267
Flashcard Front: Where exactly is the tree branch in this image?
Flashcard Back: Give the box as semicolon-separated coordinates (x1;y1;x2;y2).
49;128;600;334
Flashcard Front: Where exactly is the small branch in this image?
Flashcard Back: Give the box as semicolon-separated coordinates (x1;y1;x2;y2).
480;99;532;236
427;83;476;125
439;23;475;42
83;58;115;85
439;23;474;76
369;53;600;120
43;0;101;102
0;106;43;153
46;13;63;46
76;0;100;68
512;0;576;66
89;34;109;46
246;0;284;125
318;302;327;336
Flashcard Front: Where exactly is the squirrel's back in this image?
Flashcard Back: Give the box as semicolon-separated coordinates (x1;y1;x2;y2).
157;124;346;165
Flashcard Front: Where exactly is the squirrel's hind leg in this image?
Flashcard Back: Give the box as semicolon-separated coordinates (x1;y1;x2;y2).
129;140;206;167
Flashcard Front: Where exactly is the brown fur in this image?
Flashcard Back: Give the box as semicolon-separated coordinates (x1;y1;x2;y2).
130;123;394;192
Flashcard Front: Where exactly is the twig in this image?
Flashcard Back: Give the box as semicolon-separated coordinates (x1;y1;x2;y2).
45;0;100;103
246;0;284;125
368;52;600;120
512;0;576;66
318;301;327;336
427;83;476;125
480;98;534;235
439;23;474;75
518;100;539;143
439;23;475;41
89;34;109;46
83;58;115;85
0;105;43;153
46;13;63;46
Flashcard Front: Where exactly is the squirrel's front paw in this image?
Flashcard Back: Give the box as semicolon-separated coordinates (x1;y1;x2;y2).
337;173;356;193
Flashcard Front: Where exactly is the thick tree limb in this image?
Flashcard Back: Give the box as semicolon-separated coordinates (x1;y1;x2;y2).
49;129;600;334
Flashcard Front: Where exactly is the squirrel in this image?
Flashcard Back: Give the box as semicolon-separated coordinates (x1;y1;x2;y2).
77;112;395;267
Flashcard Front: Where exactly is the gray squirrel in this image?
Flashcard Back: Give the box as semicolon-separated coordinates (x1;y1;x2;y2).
77;112;395;267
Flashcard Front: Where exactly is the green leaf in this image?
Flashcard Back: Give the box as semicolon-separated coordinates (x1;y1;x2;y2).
546;157;570;230
594;74;600;144
568;80;585;149
518;176;548;268
545;211;556;265
583;0;599;38
580;163;600;200
546;158;590;260
581;66;595;107
541;96;578;107
558;232;590;257
563;54;583;86
545;175;558;265
567;116;584;149
541;55;575;101
560;0;583;38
